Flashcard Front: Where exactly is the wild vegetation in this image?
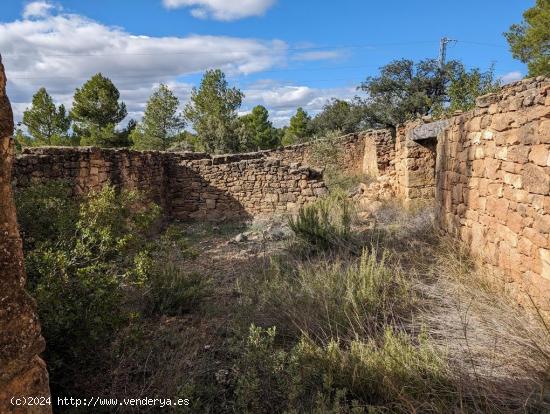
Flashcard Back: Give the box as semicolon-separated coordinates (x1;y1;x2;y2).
15;182;208;402
14;59;501;152
504;0;549;77
10;3;550;411
16;170;550;412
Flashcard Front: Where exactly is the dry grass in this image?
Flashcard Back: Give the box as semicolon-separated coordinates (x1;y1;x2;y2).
419;239;550;412
361;199;550;412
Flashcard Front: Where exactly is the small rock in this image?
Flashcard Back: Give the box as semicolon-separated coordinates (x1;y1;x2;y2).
234;233;248;243
215;369;230;385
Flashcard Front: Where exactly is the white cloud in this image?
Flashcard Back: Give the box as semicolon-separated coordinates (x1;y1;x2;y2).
3;3;356;129
22;1;57;19
1;3;286;123
243;82;357;127
162;0;276;21
292;50;346;62
500;71;523;84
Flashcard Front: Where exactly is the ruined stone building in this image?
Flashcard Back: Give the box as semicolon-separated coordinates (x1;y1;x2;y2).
1;43;548;409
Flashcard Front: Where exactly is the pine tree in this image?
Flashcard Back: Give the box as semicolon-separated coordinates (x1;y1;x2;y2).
22;88;71;146
71;73;127;147
283;107;312;145
238;105;279;151
132;84;185;150
184;69;243;153
504;0;550;77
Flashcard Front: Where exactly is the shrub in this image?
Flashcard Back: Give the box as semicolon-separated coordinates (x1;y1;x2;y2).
233;324;455;413
17;183;162;397
74;185;161;264
253;248;411;341
133;224;208;316
289;191;354;251
15;180;78;250
145;264;209;316
234;325;289;413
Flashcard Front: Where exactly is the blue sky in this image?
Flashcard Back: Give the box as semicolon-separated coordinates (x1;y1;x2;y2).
1;0;532;126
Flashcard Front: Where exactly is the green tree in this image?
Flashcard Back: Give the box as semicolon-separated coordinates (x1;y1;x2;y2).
310;99;364;136
131;84;185;150
22;88;72;146
237;105;279;151
282;107;312;145
504;0;550;77
184;69;243;153
71;73;127;147
358;59;458;129
446;64;501;113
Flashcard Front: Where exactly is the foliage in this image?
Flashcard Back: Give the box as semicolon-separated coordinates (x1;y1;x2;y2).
133;224;208;316
78;123;126;147
310;99;365;136
115;118;137;148
445;64;501;113
234;325;453;414
288;191;354;251
307;137;365;192
504;0;550;77
184;69;243;153
21;87;72;146
71;73;128;146
15;180;78;251
237;105;280;151
131;84;186;150
255;249;411;341
166;131;205;152
357;59;456;129
146;265;208;316
282;107;312;145
16;183;161;396
357;59;506;127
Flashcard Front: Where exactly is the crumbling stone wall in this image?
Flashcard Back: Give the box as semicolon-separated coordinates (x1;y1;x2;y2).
14;148;326;221
362;129;395;177
261;132;369;175
167;156;326;220
393;121;438;205
13;131;382;221
436;77;550;309
0;56;51;413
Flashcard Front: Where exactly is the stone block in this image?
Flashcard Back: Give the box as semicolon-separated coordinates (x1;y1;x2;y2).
507;145;530;164
523;164;550;195
528;144;550;166
539;249;550;280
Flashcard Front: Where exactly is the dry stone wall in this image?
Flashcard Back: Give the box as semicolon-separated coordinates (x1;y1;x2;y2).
260;132;368;175
393;121;438;205
14;148;327;221
0;56;51;413
436;77;550;309
13;131;388;221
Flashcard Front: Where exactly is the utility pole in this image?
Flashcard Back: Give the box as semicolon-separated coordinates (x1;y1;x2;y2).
439;37;456;70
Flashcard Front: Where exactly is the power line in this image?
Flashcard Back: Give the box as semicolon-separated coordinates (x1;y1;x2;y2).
8;63;380;80
3;38;510;83
0;39;509;60
1;40;440;58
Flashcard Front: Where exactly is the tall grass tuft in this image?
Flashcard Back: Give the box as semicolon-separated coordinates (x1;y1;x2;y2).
289;191;354;252
250;248;412;344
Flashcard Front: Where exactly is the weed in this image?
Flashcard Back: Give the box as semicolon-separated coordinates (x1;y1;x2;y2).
289;191;355;252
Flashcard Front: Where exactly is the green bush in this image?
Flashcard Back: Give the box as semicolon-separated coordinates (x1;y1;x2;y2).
234;324;455;413
289;191;354;251
17;183;161;397
15;181;78;250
